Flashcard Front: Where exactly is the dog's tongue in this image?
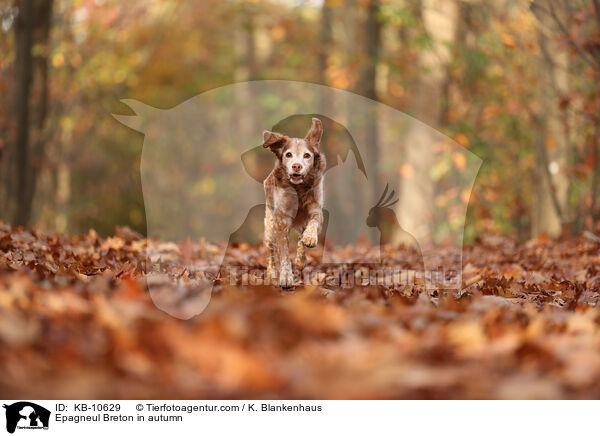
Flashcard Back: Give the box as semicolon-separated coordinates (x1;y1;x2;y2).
291;174;303;183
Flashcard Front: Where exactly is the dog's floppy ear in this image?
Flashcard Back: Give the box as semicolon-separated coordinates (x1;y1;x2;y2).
305;117;323;148
262;131;287;155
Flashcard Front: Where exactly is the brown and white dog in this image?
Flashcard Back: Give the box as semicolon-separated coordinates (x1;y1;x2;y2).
262;118;325;288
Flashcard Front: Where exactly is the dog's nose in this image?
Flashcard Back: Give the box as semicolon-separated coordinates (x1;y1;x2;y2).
292;163;303;172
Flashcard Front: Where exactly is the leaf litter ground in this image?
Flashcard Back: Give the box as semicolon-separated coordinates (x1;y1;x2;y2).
1;224;600;399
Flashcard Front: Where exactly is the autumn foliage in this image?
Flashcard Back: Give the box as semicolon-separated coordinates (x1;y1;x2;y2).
1;223;600;399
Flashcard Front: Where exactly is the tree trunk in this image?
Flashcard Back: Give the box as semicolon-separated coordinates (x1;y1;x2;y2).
318;0;333;113
233;3;262;220
357;0;382;205
592;123;599;223
11;0;35;226
531;0;570;238
234;3;257;138
31;0;52;220
396;0;459;245
9;0;52;227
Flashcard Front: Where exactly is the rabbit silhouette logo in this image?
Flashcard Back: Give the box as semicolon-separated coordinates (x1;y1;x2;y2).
2;402;50;434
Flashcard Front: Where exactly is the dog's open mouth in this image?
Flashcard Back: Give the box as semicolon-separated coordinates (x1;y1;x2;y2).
290;173;304;184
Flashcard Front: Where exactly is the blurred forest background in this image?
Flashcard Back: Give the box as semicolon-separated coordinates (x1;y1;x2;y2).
1;0;599;242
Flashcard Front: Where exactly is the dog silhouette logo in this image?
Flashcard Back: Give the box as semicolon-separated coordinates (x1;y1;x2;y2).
2;402;50;434
113;80;482;318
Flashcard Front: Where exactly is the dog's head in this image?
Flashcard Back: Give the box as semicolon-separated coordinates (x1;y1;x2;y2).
262;117;324;185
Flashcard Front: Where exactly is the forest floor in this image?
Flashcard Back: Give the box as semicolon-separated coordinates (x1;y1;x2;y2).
1;223;600;399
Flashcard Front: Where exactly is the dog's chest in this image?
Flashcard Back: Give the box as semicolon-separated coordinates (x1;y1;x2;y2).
272;185;313;223
291;207;310;228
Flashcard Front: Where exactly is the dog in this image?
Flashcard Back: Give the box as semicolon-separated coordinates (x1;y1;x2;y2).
262;117;325;288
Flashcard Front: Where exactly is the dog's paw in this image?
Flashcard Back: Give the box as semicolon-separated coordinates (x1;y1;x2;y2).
278;264;295;289
301;228;318;248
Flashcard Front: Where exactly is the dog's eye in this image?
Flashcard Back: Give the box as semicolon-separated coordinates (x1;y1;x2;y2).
285;152;292;158
304;153;311;159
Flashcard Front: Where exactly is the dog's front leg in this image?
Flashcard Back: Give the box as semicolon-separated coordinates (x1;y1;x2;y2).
273;212;294;288
295;238;306;270
301;207;323;249
264;207;278;283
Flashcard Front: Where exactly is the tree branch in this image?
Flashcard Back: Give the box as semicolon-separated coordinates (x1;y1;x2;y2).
592;0;600;30
532;1;600;72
